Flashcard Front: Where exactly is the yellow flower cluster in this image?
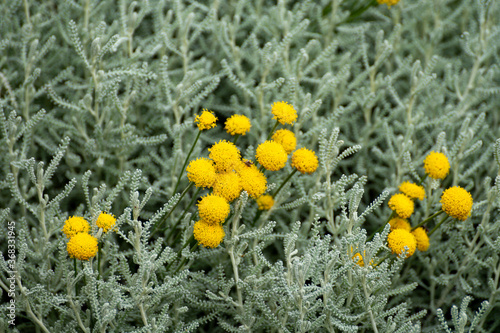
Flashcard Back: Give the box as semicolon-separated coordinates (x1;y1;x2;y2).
256;140;288;171
389;217;411;232
387;229;417;258
411;227;430;252
63;211;118;261
186;102;318;249
440;186;473;221
399;181;425;200
96;212;117;232
194;109;217;131
388;193;414;219
424;151;450;180
225;115;251;136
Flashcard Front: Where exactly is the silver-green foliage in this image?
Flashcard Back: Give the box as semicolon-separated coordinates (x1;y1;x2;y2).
1;0;499;332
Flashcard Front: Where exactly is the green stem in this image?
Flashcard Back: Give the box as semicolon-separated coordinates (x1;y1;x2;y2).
273;169;298;197
428;215;449;236
266;120;280;140
412;210;444;231
417;174;428;186
151;182;194;237
74;258;78;297
166;235;195;271
165;187;202;241
367;211;395;241
345;0;378;23
233;134;240;144
173;130;202;194
174;239;198;274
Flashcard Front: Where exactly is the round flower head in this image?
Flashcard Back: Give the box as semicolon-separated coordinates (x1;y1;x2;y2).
272;129;297;154
411;227;430;252
193;220;225;248
197;194;230;224
256;140;288;171
291;148;319;174
388;193;414;219
236;160;267;199
399;181;425;200
213;171;242;202
256;194;274;210
271;101;297;125
96;212;117;232
440;186;473;221
377;0;400;7
389;217;411;232
62;216;90;239
186;158;216;188
67;233;98;260
194;109;217;131
209;140;241;172
387;229;417;258
225;115;251;136
424;151;450;179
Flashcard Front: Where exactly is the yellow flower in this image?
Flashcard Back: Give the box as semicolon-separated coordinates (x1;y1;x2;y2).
377;0;400;7
388;217;411;232
399;181;425;200
213;171;242;202
388;194;414;218
272;129;297;154
225;115;251;136
96;212;117;232
271;101;297;125
62;216;90;239
424;151;450;180
197;194;230;224
411;227;430;252
67;233;98;260
194;109;217;130
256;194;274;210
387;229;417;258
291;148;319;174
193;220;225;248
208;140;241;172
256;140;288;171
440;186;473;221
186;158;216;188
236;160;267;199
352;252;365;267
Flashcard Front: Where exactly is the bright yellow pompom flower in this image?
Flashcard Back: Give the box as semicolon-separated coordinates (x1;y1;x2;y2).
388;193;414;218
96;212;117;232
213;171;242;202
194;109;217;131
272;129;297;154
186;158;216;188
440;186;473;221
377;0;400;7
291;148;319;174
399;181;425;200
236;161;267;199
197;194;230;224
208;140;241;172
424;151;450;180
271;101;297;125
389;217;411;232
67;233;98;260
387;229;417;258
225;115;251;136
62;216;90;238
256;140;288;171
411;227;430;252
193;220;225;248
256;194;274;210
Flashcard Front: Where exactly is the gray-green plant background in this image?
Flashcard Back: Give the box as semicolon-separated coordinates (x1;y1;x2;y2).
1;0;500;332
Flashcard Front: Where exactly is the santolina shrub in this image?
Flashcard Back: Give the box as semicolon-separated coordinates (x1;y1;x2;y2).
0;0;499;332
